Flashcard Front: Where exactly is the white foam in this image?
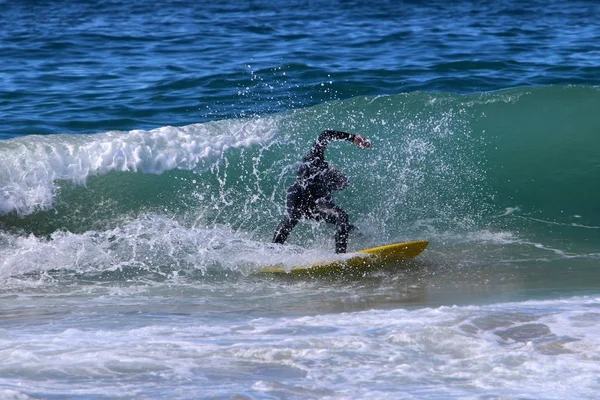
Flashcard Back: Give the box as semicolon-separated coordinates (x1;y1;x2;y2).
0;214;337;281
0;118;276;215
1;296;599;398
0;390;34;400
499;206;521;216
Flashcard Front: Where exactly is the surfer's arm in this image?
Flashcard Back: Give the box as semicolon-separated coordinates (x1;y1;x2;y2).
308;130;371;161
318;130;355;143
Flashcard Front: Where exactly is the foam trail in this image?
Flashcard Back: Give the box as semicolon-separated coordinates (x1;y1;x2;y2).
0;214;341;281
0;118;276;216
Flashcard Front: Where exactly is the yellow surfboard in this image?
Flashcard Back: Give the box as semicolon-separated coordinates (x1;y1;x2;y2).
259;240;429;277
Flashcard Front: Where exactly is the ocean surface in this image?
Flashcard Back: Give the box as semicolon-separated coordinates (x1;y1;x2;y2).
2;0;600;398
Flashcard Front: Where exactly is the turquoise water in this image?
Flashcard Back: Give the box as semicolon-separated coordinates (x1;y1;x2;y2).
1;1;600;399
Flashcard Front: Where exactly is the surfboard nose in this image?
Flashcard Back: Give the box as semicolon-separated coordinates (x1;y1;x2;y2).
359;240;429;263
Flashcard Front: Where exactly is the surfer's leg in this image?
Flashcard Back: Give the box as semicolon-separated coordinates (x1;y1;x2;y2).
318;204;350;253
273;186;305;244
273;216;298;244
334;209;350;253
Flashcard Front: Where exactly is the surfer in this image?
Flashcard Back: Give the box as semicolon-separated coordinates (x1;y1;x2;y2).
273;130;371;253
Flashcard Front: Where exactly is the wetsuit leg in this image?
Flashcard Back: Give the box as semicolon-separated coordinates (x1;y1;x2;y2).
317;203;351;253
273;185;308;244
273;215;299;244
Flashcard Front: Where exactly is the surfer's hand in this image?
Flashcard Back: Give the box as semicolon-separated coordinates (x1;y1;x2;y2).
353;135;371;149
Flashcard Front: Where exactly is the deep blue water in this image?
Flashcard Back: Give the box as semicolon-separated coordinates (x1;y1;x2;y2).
1;1;600;399
2;0;600;138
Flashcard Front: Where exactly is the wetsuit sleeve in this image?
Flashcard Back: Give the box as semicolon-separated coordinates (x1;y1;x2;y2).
306;130;355;161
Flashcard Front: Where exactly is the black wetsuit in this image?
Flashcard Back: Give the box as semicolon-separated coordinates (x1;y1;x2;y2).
273;130;356;253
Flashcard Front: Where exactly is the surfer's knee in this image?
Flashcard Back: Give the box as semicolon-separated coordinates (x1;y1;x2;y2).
273;216;297;244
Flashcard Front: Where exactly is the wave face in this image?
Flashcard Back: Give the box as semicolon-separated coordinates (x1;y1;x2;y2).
1;85;599;275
